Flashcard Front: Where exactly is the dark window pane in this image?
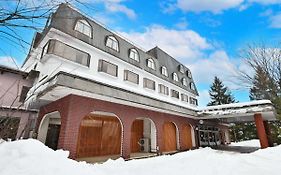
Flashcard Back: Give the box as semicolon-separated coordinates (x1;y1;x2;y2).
124;70;139;84
98;60;118;77
143;78;155;90
47;39;90;67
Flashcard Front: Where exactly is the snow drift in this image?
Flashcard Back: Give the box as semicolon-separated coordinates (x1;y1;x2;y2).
0;139;281;175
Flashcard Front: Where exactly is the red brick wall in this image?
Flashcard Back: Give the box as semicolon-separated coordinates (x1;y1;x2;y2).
36;94;199;159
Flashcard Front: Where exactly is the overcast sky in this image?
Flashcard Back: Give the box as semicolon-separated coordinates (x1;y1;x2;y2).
1;0;281;106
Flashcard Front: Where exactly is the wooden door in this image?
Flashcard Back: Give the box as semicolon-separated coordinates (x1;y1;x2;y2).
77;115;121;158
131;120;144;153
181;124;192;150
163;122;177;152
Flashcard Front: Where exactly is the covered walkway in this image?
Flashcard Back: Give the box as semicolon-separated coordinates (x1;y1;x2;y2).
198;100;277;149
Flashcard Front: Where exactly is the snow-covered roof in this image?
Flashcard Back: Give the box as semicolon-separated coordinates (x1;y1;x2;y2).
197;100;276;122
199;100;272;111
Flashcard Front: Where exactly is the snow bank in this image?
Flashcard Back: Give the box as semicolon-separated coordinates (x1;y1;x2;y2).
1;139;281;175
231;139;260;147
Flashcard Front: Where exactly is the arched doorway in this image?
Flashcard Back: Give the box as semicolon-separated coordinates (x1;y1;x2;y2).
163;122;178;152
130;118;157;155
181;123;193;150
37;111;61;150
77;113;122;159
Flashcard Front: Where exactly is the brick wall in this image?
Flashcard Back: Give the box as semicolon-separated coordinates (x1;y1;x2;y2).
37;94;199;159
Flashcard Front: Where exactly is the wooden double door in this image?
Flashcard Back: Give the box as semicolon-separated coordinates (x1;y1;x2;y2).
181;124;193;150
77;115;121;158
163;122;177;152
131;120;144;153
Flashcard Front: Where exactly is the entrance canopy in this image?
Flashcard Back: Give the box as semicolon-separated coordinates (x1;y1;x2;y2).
197;100;277;123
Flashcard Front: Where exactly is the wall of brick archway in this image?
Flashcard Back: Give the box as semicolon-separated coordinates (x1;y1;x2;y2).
36;94;199;159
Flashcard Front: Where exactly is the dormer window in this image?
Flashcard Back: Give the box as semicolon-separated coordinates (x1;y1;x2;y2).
190;82;195;90
106;36;119;52
74;19;92;37
179;65;184;73
182;78;187;86
147;58;155;70
172;72;179;82
187;70;192;78
129;48;139;62
161;66;168;77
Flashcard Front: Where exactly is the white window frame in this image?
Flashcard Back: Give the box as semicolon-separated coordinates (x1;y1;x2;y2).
179;65;184;73
190;82;195;90
172;72;179;82
182;78;187;86
147;58;155;70
106;36;119;52
161;66;168;77
74;19;92;38
187;70;192;78
129;48;139;62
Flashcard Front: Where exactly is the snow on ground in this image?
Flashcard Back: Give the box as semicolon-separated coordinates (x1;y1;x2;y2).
1;139;281;175
230;139;260;147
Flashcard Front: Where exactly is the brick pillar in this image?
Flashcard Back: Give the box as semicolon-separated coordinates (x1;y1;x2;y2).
121;123;131;159
254;113;269;149
263;121;273;147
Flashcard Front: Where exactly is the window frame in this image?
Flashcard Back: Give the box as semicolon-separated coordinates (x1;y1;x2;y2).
124;70;139;84
147;58;156;70
129;48;140;62
179;65;184;73
182;78;187;86
161;66;168;77
143;78;155;90
172;72;179;82
181;93;188;102
171;89;180;99
74;19;92;38
158;84;169;95
98;59;118;77
105;35;119;52
190;82;196;90
187;70;192;78
45;39;90;67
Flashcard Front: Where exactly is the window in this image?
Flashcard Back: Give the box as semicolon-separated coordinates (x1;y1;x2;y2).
46;40;90;67
172;72;179;82
181;94;188;102
147;58;155;70
161;66;168;77
19;86;31;102
106;36;119;52
98;60;118;77
187;70;192;78
129;48;139;62
190;97;198;106
182;78;187;86
74;19;92;37
143;78;155;90
124;70;139;84
158;84;169;95
179;65;184;73
171;89;179;99
190;82;196;90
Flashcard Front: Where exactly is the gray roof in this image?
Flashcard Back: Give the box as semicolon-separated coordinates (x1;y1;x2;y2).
33;3;199;96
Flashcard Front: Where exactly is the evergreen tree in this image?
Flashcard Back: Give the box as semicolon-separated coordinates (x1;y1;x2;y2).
207;76;236;106
248;66;281;144
250;66;278;101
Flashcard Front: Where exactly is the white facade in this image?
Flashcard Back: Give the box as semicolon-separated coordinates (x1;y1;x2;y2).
22;28;198;111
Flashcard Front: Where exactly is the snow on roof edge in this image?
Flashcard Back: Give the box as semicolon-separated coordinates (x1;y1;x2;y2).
199;100;272;111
